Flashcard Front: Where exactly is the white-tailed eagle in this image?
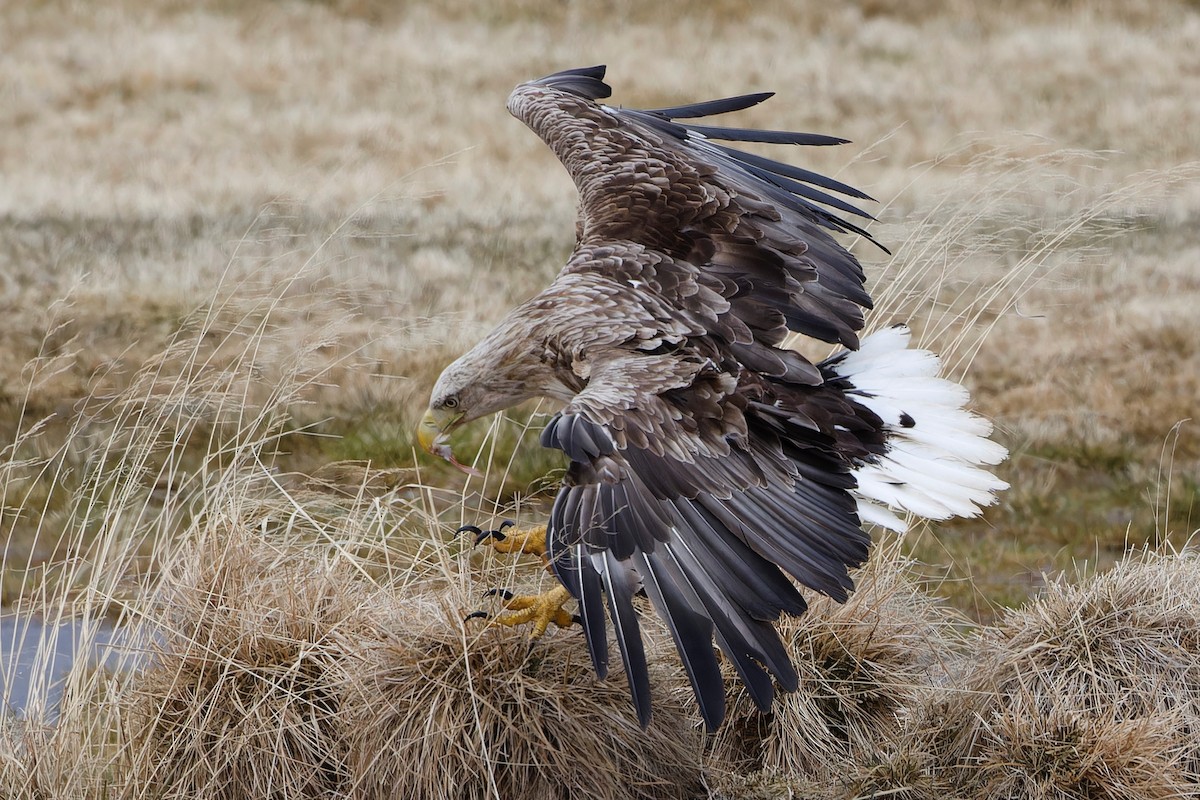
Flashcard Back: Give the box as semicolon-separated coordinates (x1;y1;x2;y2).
418;65;1007;730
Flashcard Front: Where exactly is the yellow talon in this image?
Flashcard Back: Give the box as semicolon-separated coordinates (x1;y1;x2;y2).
459;522;549;560
488;524;547;559
461;521;572;635
489;584;575;637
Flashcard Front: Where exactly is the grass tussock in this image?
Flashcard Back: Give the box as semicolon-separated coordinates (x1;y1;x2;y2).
341;593;704;800
125;532;373;798
898;551;1200;800
707;543;963;796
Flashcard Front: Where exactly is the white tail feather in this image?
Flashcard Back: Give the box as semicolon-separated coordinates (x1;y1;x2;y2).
831;325;1008;534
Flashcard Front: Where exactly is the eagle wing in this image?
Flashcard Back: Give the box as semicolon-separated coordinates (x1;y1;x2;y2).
542;371;872;730
507;64;883;350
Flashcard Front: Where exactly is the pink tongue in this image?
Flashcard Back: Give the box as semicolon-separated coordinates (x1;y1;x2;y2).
450;455;483;478
436;445;482;478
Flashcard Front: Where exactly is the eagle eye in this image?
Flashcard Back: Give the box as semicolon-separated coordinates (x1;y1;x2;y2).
442;395;459;410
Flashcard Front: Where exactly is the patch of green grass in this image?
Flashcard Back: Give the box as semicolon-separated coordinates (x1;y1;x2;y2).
318;412;415;468
905;444;1198;622
901;522;1063;623
316;404;565;504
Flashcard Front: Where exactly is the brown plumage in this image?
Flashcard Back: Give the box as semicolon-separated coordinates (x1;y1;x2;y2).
419;66;1007;730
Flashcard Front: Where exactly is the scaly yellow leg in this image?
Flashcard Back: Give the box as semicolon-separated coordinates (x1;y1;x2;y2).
494;524;546;558
488;584;575;637
458;521;548;560
460;521;576;635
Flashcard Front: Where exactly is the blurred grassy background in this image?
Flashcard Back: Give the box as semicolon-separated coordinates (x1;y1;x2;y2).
1;0;1197;619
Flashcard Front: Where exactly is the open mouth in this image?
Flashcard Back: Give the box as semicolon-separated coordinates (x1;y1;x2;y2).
418;411;483;478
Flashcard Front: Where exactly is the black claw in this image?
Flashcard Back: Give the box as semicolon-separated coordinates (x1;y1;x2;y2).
459;520;517;547
464;611;490;623
483;588;515;601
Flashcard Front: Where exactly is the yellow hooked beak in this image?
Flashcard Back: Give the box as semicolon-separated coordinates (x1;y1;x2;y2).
417;408;482;477
416;409;444;455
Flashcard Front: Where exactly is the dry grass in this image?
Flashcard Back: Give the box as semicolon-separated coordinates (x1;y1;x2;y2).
2;1;1199;798
857;552;1200;800
340;592;702;800
706;543;965;798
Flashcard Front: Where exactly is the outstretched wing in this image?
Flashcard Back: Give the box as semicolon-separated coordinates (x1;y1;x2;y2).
537;344;873;731
508;64;883;349
503;66;892;727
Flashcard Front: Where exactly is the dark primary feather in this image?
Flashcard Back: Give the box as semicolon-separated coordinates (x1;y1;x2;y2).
644;91;774;119
600;549;652;727
682;124;850;147
736;157;875;219
529;64;612;100
711;144;873;200
632;546;726;729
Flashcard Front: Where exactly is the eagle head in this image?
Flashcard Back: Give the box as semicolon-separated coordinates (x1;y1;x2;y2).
417;347;543;477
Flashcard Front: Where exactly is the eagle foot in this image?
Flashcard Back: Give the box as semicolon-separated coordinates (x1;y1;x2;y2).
465;584;578;637
458;521;548;558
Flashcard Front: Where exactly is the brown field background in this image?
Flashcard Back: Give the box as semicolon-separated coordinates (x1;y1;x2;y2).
2;2;1200;798
2;0;1198;613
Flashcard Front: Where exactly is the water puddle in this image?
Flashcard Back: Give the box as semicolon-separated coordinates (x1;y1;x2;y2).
1;614;151;719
